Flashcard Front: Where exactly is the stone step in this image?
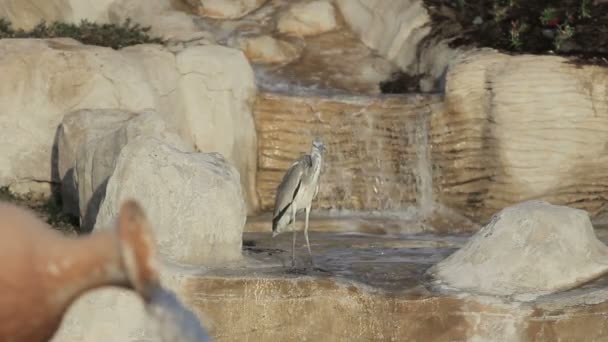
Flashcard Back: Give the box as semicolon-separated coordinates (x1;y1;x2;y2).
172;230;608;341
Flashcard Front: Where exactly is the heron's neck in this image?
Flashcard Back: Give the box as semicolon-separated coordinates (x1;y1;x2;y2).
311;150;322;173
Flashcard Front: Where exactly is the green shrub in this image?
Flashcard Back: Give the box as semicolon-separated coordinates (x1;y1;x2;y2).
0;18;164;49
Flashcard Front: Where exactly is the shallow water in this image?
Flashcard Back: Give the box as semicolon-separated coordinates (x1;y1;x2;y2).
146;287;210;342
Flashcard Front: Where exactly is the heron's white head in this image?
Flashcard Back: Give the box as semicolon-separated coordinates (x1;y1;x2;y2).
312;138;326;154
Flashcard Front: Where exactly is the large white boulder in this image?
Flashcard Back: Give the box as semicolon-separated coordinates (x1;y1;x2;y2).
50;289;147;342
51;264;209;342
0;38;156;191
277;1;338;37
0;38;259;213
169;45;259;213
95;136;246;265
73;110;191;231
429;201;608;300
56;109;137;217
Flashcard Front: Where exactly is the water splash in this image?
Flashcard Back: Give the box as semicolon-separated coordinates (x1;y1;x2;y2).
318;98;434;215
413;109;434;218
146;287;211;342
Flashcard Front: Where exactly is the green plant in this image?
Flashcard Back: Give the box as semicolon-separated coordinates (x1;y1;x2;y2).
0;18;164;49
540;7;559;26
509;20;528;50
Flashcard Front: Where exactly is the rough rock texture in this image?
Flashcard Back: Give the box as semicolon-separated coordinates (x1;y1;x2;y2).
433;49;608;223
277;0;338;37
52;229;608;341
51;264;211;342
95;137;246;265
107;0;209;42
170;45;259;213
0;38;155;191
0;0;212;43
56;109;137;217
184;0;268;19
0;0;114;30
50;289;147;342
255;91;442;212
237;35;302;65
0;39;259;213
164;268;608;341
429;201;608;299
53;271;608;341
254;28;398;94
335;0;464;91
73;110;190;231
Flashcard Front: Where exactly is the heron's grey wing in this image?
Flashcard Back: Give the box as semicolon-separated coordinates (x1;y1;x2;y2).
273;155;312;219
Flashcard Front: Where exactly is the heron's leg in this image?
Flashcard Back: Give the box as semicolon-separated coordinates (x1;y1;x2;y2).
291;206;297;268
304;206;313;266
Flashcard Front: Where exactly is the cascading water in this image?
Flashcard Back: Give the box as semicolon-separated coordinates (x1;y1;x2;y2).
319;98;435;220
411;108;434;219
255;92;441;226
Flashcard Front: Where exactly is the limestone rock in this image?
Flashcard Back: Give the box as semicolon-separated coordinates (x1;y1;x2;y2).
50;289;147;342
238;35;302;65
0;0;114;30
95;136;246;265
57;109;138;217
73;110;190;231
185;0;268;19
107;0;212;43
429;201;608;299
171;45;259;214
51;264;211;342
335;0;431;72
335;0;464;91
432;49;608;222
277;1;338;37
0;38;158;194
0;39;259;214
254;29;398;94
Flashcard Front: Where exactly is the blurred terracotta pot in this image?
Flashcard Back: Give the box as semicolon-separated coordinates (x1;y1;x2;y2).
0;199;160;342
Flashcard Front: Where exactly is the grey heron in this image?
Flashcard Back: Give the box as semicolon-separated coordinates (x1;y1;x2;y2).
272;139;326;267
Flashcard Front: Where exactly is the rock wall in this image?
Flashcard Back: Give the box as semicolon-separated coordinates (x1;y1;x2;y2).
0;38;259;213
335;0;465;91
433;49;608;222
0;0;114;30
164;274;608;341
255;49;608;224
